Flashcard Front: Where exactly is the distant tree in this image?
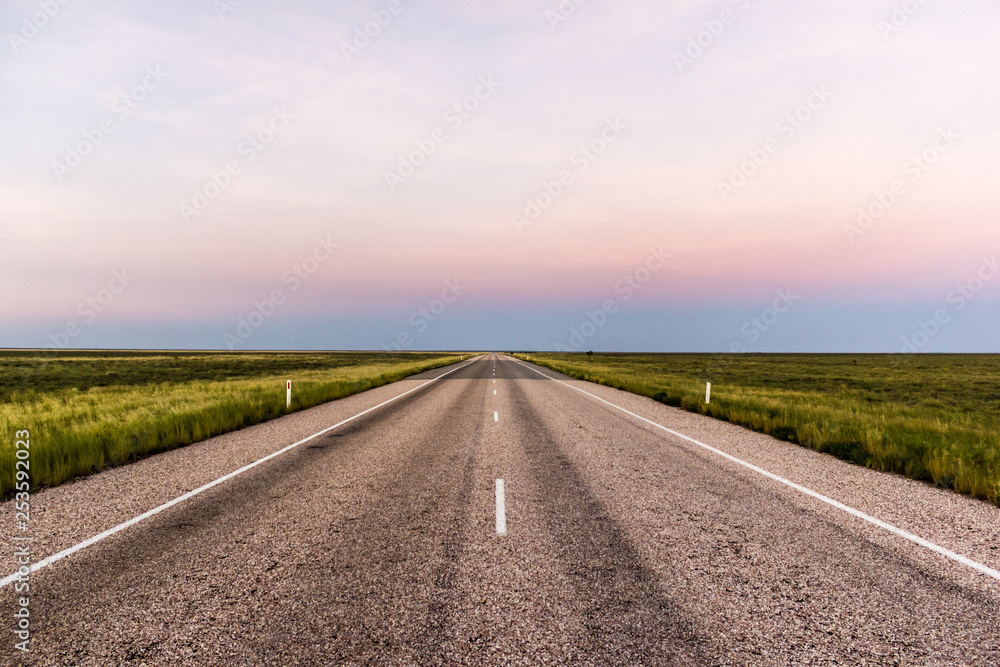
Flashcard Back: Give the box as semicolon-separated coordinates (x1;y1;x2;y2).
586;350;594;356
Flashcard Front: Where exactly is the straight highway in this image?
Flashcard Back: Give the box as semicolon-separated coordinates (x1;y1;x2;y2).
2;354;998;665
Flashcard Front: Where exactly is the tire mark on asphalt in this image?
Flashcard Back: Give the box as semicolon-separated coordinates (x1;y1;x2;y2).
508;378;717;666
418;412;480;664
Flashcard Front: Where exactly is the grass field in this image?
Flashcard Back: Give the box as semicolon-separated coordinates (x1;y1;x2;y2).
515;353;1000;505
0;350;466;497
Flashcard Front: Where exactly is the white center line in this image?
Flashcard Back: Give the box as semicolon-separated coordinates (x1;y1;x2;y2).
494;411;499;422
510;357;1000;583
494;390;497;395
0;356;485;590
495;478;507;536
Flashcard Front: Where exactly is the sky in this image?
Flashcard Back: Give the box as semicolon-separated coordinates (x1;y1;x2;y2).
1;0;998;353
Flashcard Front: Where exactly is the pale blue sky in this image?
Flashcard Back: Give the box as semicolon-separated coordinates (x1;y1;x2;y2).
1;1;998;352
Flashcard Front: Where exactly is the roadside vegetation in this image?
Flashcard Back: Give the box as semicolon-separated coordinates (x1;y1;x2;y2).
1;351;465;496
515;353;1000;506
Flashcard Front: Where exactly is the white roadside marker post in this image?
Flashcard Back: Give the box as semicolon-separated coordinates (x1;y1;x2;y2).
705;382;711;405
287;380;292;408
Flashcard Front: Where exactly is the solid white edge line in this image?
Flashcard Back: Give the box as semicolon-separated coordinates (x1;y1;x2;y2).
0;355;483;590
509;356;1000;583
495;478;507;536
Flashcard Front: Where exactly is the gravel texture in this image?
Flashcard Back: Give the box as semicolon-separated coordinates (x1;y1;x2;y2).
1;354;997;665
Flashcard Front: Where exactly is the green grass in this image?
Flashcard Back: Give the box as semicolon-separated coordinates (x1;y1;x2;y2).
1;350;466;496
515;353;1000;505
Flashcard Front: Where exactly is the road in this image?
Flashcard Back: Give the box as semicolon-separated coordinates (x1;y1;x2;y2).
2;353;999;665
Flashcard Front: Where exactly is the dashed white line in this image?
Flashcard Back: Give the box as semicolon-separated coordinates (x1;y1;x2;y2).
510;357;1000;583
494;411;499;422
0;356;484;590
495;478;507;536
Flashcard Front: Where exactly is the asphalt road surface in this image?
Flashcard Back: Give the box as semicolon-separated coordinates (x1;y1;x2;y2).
2;354;999;665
